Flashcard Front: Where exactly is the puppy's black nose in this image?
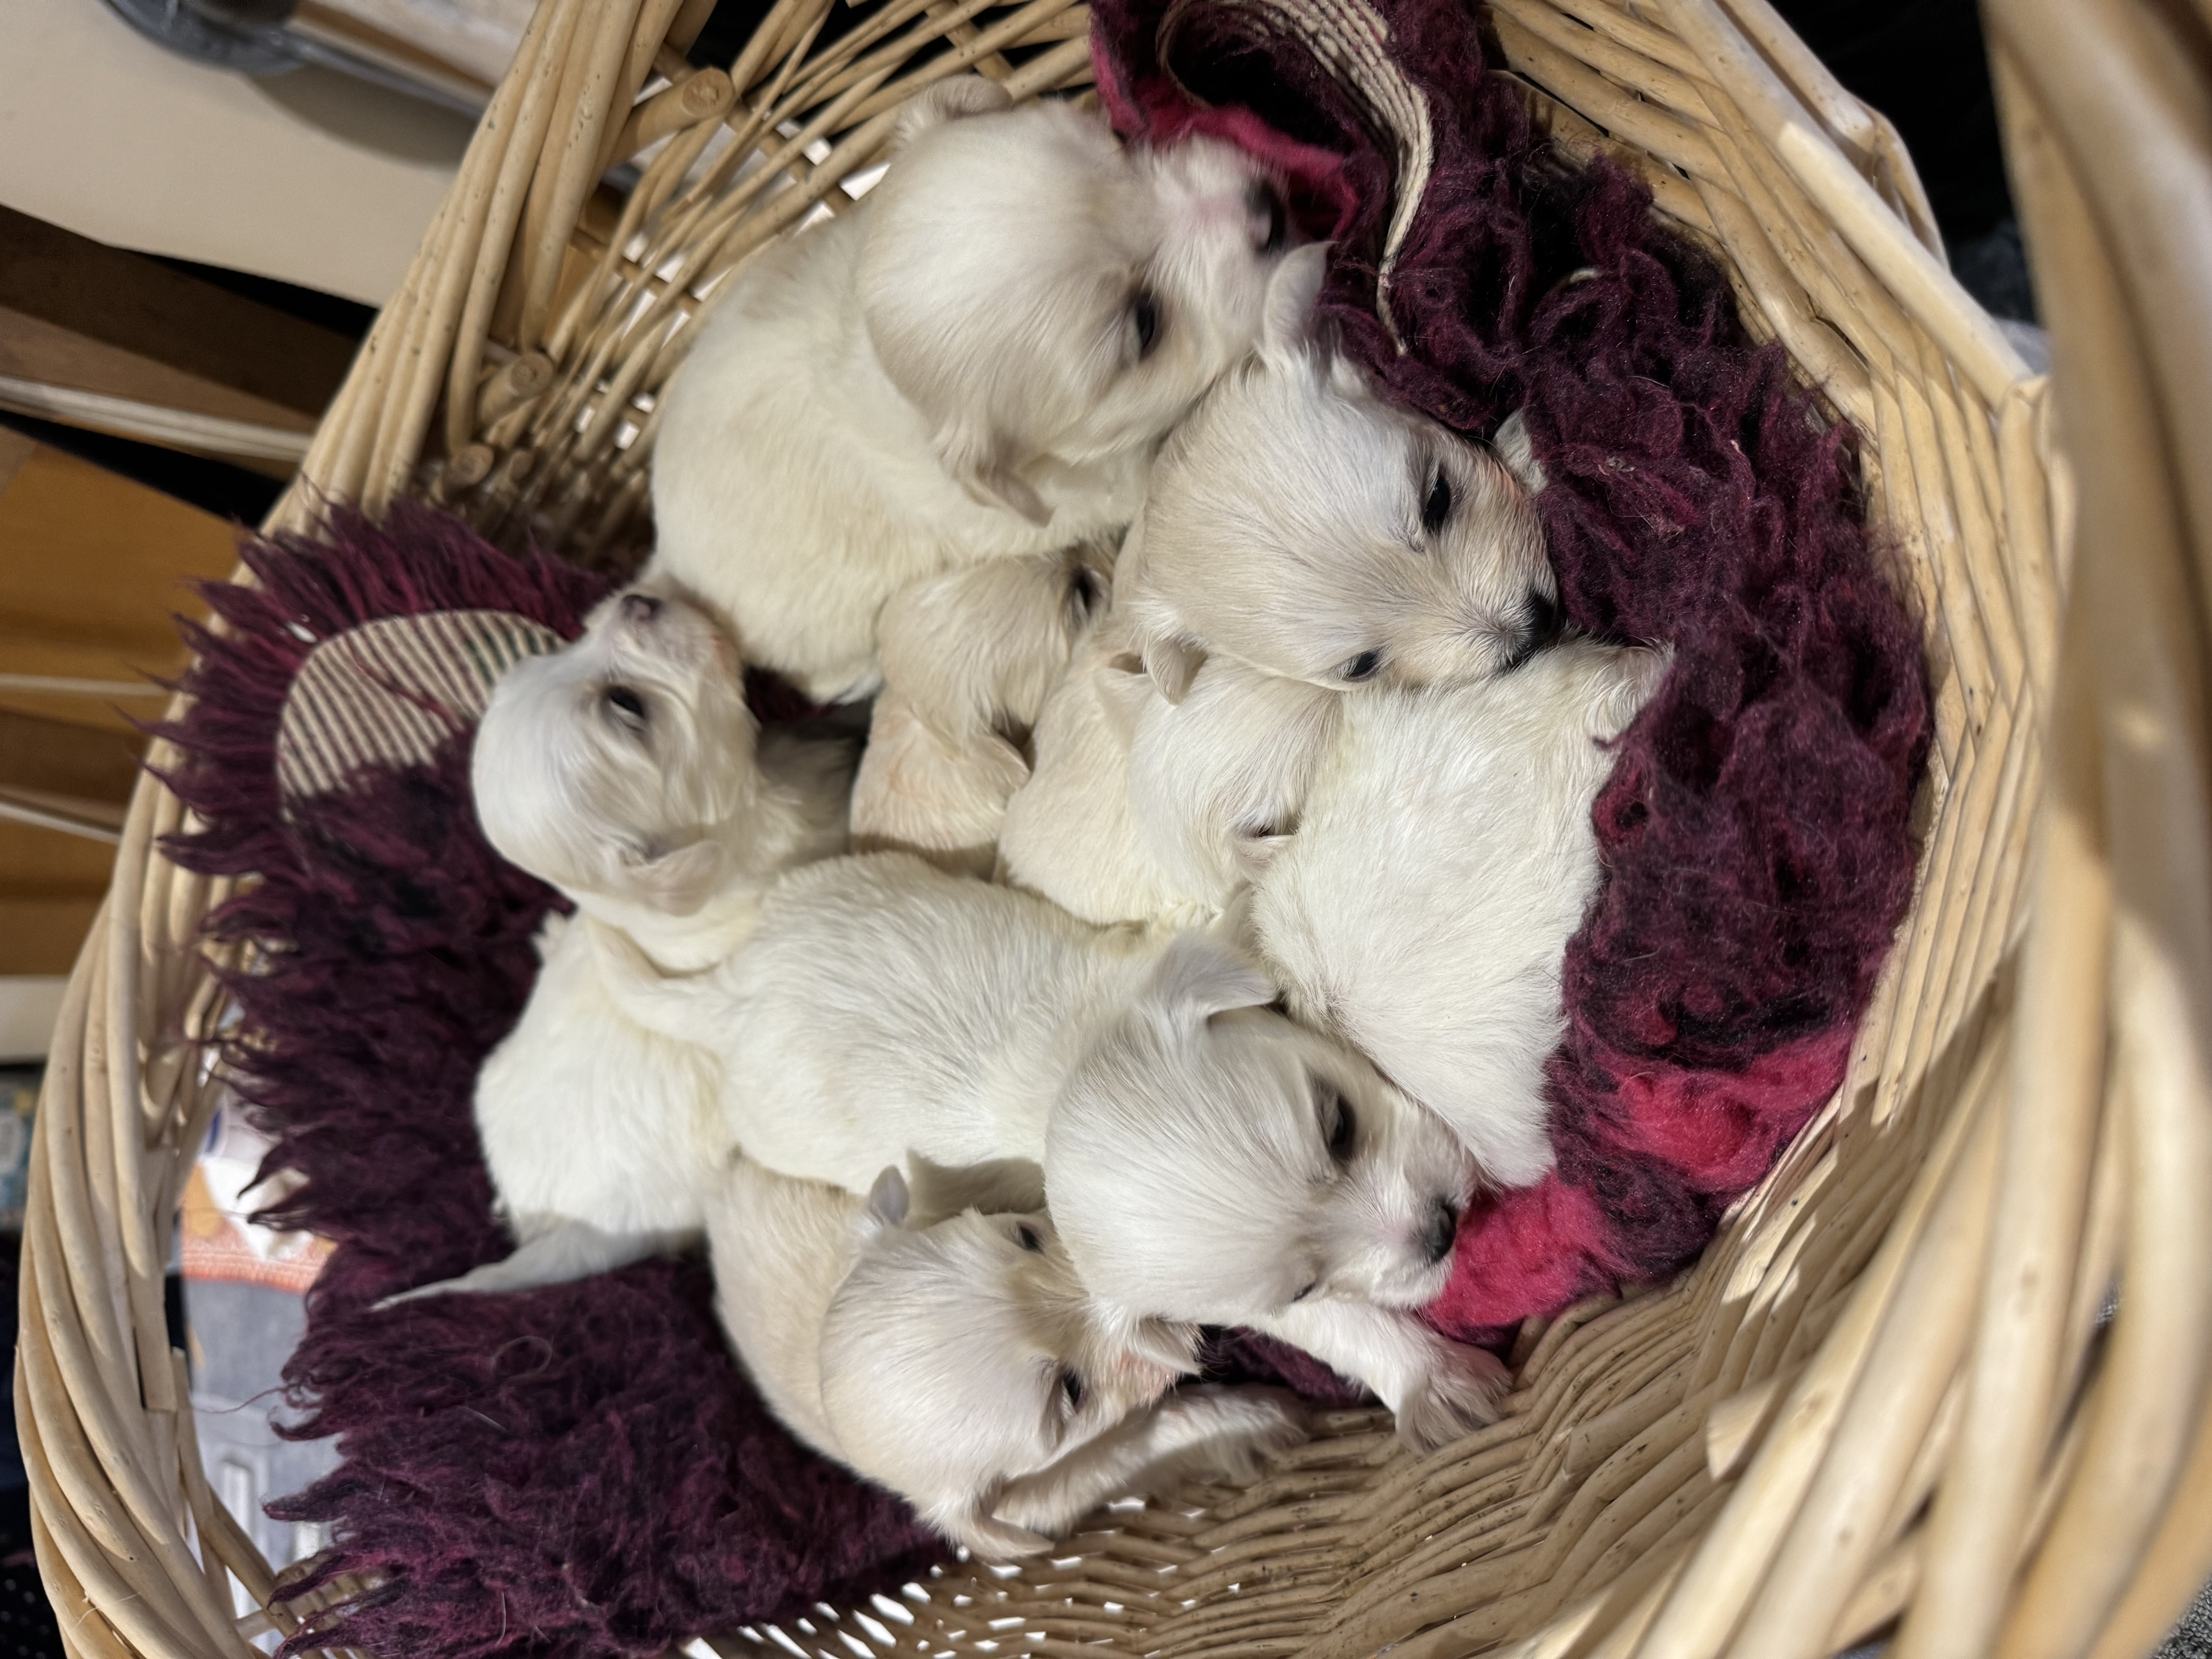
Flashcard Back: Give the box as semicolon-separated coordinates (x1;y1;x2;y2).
1424;1200;1461;1265
1526;588;1563;647
622;593;663;624
1504;588;1564;670
1248;179;1289;255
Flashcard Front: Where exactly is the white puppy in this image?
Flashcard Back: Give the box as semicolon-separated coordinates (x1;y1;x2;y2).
471;585;854;965
852;540;1113;873
650;81;1292;702
995;624;1337;926
1250;638;1668;1186
385;587;852;1304
710;1156;1304;1557
1123;244;1558;699
1046;934;1508;1453
602;851;1166;1192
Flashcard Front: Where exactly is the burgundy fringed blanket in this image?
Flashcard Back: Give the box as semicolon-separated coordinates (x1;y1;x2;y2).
160;507;946;1659
1093;0;1931;1338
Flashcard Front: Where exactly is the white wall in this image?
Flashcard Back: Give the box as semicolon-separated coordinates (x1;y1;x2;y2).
0;0;471;306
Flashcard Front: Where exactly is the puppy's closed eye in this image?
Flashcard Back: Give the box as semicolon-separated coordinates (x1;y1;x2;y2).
1317;1085;1357;1161
1130;289;1163;360
1059;1369;1086;1412
1066;564;1104;627
1015;1223;1045;1253
1338;650;1384;684
603;685;650;728
1421;468;1453;535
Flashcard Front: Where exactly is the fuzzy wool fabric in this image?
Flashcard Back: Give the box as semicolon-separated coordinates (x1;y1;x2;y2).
158;505;944;1659
1092;0;1932;1339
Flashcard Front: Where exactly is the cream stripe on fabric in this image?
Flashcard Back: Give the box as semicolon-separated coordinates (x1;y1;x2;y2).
276;610;563;805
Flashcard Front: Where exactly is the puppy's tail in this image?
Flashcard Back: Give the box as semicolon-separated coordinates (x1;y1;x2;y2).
586;917;721;1042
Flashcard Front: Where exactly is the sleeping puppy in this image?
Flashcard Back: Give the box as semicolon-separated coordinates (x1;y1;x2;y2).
1046;934;1508;1454
1122;244;1558;700
711;1156;1305;1557
599;850;1168;1193
1250;638;1668;1186
382;586;852;1304
472;584;854;968
995;623;1337;926
650;79;1292;703
852;540;1113;873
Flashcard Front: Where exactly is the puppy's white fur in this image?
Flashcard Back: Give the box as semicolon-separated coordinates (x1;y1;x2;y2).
852;541;1113;872
709;1157;1304;1557
995;622;1188;926
602;851;1166;1193
1124;648;1340;898
1045;934;1508;1452
649;82;1290;702
1250;639;1668;1186
996;624;1336;925
385;588;851;1304
1124;245;1557;698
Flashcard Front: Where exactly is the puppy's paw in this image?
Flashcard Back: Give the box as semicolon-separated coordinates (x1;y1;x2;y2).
371;1279;459;1312
1392;1341;1509;1455
1182;1387;1309;1485
1128;1386;1307;1499
369;1250;549;1310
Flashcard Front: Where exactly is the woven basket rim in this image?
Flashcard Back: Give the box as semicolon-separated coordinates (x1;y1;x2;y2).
14;0;2150;1656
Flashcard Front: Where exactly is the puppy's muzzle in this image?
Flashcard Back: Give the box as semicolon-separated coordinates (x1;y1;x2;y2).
1424;1200;1462;1266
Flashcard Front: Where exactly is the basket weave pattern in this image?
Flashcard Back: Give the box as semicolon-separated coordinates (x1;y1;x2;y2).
26;0;2202;1654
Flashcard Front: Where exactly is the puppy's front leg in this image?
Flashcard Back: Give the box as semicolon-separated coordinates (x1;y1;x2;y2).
993;1385;1307;1538
373;1217;695;1309
1251;1300;1507;1455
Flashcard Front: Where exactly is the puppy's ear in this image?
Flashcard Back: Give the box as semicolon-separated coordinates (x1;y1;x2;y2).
935;418;1052;526
930;1497;1053;1559
1109;513;1149;610
1095;654;1155;745
1258;243;1330;369
907;1155;1047;1221
892;74;1012;150
1493;409;1547;493
864;1166;912;1232
1211;883;1264;959
1120;1313;1202;1377
1147;932;1276;1036
1140;636;1205;706
613;838;723;914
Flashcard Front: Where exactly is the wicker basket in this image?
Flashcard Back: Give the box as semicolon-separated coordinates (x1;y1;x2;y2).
21;0;2210;1651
